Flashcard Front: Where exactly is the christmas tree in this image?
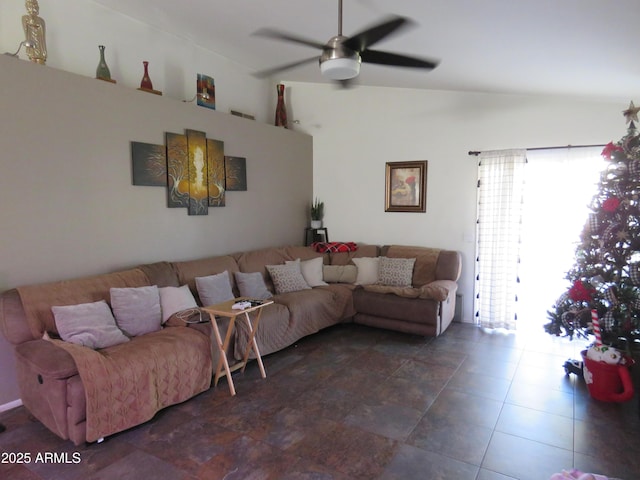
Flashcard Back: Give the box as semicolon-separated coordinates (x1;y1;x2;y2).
545;101;640;349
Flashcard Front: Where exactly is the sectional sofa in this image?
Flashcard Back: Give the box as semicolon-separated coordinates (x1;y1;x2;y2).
0;243;461;445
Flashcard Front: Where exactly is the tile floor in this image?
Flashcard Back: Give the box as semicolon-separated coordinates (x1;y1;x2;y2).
1;320;639;480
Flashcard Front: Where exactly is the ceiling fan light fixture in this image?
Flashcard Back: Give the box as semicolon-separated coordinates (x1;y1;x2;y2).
320;57;361;80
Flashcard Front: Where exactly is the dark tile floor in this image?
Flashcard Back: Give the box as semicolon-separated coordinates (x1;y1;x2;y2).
1;320;639;480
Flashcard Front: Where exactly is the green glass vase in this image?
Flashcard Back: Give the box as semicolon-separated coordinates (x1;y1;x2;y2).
96;45;112;81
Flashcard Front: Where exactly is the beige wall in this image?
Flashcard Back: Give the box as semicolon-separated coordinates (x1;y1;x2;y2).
0;55;312;406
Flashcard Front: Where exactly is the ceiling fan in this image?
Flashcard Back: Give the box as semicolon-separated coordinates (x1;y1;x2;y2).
253;0;439;84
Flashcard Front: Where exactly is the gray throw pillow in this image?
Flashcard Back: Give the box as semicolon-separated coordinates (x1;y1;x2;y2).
110;285;162;337
52;300;129;349
196;271;235;306
266;261;311;294
234;271;272;300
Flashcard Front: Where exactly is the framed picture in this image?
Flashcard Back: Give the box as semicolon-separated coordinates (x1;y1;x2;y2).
385;160;428;212
196;73;215;110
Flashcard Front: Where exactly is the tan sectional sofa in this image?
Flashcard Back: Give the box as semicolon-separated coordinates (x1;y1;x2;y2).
0;243;461;445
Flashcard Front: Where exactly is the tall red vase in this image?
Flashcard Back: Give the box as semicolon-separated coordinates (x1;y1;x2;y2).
274;84;288;128
140;61;153;90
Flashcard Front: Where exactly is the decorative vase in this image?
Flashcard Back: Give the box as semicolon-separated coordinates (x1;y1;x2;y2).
140;61;153;90
274;83;288;128
95;45;112;81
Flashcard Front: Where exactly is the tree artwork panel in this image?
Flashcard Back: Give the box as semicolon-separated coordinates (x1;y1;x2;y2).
207;139;225;206
225;156;247;191
166;132;189;208
186;129;208;216
131;142;167;186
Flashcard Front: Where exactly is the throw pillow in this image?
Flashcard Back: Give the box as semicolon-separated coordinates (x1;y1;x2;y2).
322;264;358;284
352;257;380;285
110;285;162;337
286;257;327;287
196;271;235;306
234;271;273;300
377;256;416;287
266;261;311;294
52;300;129;349
159;285;198;324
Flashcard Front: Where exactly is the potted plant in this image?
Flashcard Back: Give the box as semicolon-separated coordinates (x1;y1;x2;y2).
310;198;324;228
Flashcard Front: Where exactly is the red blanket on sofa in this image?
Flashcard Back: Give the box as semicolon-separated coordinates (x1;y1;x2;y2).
311;242;358;253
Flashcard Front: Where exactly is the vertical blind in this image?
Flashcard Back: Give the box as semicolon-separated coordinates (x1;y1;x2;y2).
475;149;527;329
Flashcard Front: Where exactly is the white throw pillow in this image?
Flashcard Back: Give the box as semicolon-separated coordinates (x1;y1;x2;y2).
110;285;162;336
234;272;273;300
377;256;416;287
352;257;380;285
159;285;198;324
52;300;129;349
286;257;327;287
266;261;311;294
196;271;235;306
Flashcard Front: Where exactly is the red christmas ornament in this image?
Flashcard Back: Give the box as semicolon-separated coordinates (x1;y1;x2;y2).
602;142;623;160
602;197;621;212
568;280;595;303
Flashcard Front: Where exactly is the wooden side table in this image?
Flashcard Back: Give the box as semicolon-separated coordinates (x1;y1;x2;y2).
305;227;329;246
201;298;273;396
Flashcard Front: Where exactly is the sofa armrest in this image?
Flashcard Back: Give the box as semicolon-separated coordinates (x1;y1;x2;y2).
427;279;458;295
15;339;78;379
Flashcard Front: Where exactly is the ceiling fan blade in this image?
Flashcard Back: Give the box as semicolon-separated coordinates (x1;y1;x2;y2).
253;56;319;78
252;28;326;50
360;49;439;70
342;16;413;53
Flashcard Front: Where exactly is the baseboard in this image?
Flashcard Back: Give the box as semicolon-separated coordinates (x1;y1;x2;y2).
0;399;22;413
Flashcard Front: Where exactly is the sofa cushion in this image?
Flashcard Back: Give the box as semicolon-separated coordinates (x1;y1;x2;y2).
384;245;442;286
329;244;380;266
352;257;380;285
234;286;353;359
353;289;439;325
172;255;240;300
159;285;198;323
16;268;151;339
234;272;272;300
286;257;327;287
322;264;357;284
267;261;311;294
110;285;162;337
377;257;416;287
195;271;235;306
52;300;129;349
136;261;180;288
363;283;450;301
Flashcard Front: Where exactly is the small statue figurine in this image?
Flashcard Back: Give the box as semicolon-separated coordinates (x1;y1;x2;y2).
22;0;47;64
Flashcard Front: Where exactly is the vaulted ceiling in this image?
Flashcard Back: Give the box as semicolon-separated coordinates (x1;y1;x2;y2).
92;0;640;99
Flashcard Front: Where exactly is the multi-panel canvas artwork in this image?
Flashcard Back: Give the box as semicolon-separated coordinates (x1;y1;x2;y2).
131;129;247;216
